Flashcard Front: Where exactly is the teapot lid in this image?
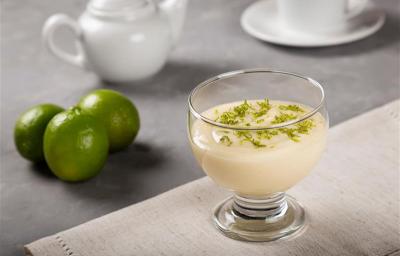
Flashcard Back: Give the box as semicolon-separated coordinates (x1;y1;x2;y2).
88;0;155;19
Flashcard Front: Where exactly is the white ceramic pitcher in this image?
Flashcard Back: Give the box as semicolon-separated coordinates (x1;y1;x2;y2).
42;0;187;82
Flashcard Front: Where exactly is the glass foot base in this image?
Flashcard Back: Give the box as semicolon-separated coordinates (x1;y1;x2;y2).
213;194;307;242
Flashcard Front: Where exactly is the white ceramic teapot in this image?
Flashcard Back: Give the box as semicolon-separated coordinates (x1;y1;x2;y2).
42;0;187;82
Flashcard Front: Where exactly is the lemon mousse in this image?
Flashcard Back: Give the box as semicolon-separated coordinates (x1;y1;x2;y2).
190;99;327;196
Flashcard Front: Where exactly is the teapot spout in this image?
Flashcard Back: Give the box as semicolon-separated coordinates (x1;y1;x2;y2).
158;0;187;46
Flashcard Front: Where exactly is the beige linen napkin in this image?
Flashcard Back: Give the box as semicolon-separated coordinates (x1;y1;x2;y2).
25;100;400;256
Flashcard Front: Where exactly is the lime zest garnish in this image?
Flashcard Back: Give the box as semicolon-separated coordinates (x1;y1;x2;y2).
279;104;305;112
278;128;300;142
271;113;297;124
234;130;252;139
217;99;272;126
278;119;315;142
219;135;232;146
253;109;267;118
253;98;271;118
213;100;315;148
249;139;266;148
257;98;271;111
233;100;252;117
256;129;279;140
295;119;315;134
218;111;238;125
234;130;266;148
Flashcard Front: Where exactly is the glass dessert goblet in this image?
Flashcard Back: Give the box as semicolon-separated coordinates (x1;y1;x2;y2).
187;69;328;242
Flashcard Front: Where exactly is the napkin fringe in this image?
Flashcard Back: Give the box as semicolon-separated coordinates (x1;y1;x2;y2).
55;234;74;256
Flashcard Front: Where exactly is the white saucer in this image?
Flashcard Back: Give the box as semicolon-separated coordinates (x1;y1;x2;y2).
241;0;386;47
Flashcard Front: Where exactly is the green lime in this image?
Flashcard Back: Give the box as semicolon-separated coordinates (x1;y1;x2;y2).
78;89;140;152
43;107;109;182
14;104;64;162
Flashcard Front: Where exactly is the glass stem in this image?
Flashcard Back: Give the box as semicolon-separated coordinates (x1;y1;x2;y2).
233;192;288;221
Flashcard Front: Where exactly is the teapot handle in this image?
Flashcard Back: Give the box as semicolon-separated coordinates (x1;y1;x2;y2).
42;14;87;68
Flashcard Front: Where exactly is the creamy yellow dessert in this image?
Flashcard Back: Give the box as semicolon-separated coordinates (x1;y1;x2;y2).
190;99;327;196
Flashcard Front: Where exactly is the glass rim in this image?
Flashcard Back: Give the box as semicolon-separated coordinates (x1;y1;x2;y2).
188;69;325;130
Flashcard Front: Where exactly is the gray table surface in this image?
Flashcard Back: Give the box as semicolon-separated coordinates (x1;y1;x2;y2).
1;0;399;255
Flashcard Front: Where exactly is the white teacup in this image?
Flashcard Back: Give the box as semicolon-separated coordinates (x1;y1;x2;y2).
278;0;367;33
